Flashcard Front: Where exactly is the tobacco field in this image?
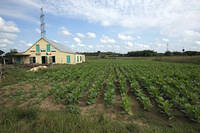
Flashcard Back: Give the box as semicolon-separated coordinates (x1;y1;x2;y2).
0;59;200;132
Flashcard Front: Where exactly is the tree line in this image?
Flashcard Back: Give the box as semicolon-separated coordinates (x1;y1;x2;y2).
79;50;200;57
0;49;200;64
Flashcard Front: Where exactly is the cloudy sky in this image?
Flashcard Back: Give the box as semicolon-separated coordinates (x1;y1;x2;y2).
0;0;200;53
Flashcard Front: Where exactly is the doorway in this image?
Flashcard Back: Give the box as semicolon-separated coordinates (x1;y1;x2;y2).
41;56;47;64
16;57;21;64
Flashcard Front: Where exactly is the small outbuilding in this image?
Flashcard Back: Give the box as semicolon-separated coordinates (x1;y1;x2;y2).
13;37;85;64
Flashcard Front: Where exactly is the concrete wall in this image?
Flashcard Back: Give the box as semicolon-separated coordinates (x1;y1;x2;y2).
20;38;85;64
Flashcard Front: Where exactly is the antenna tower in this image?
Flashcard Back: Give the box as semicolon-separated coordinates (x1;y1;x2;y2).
40;8;46;38
166;42;168;51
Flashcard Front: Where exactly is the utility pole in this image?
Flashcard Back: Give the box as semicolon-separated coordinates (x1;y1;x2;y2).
0;63;1;82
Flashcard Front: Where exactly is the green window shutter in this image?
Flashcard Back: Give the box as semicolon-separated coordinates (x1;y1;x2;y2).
46;44;50;52
66;56;70;63
36;44;40;52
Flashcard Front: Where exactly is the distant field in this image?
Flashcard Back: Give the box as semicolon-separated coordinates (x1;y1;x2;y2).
87;55;200;64
154;56;200;64
0;59;200;132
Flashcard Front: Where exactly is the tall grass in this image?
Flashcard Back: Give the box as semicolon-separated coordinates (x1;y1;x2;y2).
0;107;199;133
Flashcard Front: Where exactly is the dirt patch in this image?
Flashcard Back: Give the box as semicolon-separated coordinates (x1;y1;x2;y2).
18;98;36;107
79;92;88;106
0;82;34;97
0;97;17;108
38;95;65;110
1;84;19;96
80;104;97;115
80;102;124;121
20;83;34;92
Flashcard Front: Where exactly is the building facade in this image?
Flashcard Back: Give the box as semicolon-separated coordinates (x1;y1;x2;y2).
13;38;85;64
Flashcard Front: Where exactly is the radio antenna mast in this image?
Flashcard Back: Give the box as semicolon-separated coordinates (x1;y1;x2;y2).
166;42;169;51
40;8;46;38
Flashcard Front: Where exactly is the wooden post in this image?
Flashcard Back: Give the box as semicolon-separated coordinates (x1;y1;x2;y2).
3;57;5;65
0;64;2;82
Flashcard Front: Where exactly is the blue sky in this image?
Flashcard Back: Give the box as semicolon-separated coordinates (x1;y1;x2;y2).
0;0;200;53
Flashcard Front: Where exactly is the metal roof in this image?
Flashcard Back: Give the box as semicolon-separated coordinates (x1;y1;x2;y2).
13;53;30;56
48;40;73;53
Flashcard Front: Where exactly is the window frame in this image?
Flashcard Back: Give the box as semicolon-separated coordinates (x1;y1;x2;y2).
77;56;79;62
30;57;36;64
52;56;56;63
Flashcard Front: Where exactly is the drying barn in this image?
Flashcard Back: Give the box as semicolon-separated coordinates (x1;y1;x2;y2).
13;37;85;64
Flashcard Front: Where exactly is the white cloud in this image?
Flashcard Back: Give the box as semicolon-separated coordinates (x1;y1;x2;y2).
124;42;150;51
127;42;133;47
181;30;200;44
155;43;165;47
35;28;40;34
0;44;7;47
19;40;25;43
71;44;75;48
19;40;33;47
60;27;71;36
76;33;85;38
15;0;41;8
137;36;141;39
162;38;169;42
118;34;134;41
195;41;200;46
0;17;19;42
0;17;19;49
0;8;40;24
1;0;200;53
74;37;81;44
87;32;96;38
77;43;85;47
41;0;200;37
0;17;20;33
0;0;41;24
0;39;13;44
0;32;17;40
88;45;93;48
96;45;104;48
27;43;32;46
107;45;112;48
100;35;115;44
136;43;150;49
53;40;58;43
184;30;200;38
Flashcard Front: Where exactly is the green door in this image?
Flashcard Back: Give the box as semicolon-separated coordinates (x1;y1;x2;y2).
66;56;70;63
16;57;21;64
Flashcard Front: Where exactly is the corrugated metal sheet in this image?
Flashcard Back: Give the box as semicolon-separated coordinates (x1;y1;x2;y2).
48;40;73;53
